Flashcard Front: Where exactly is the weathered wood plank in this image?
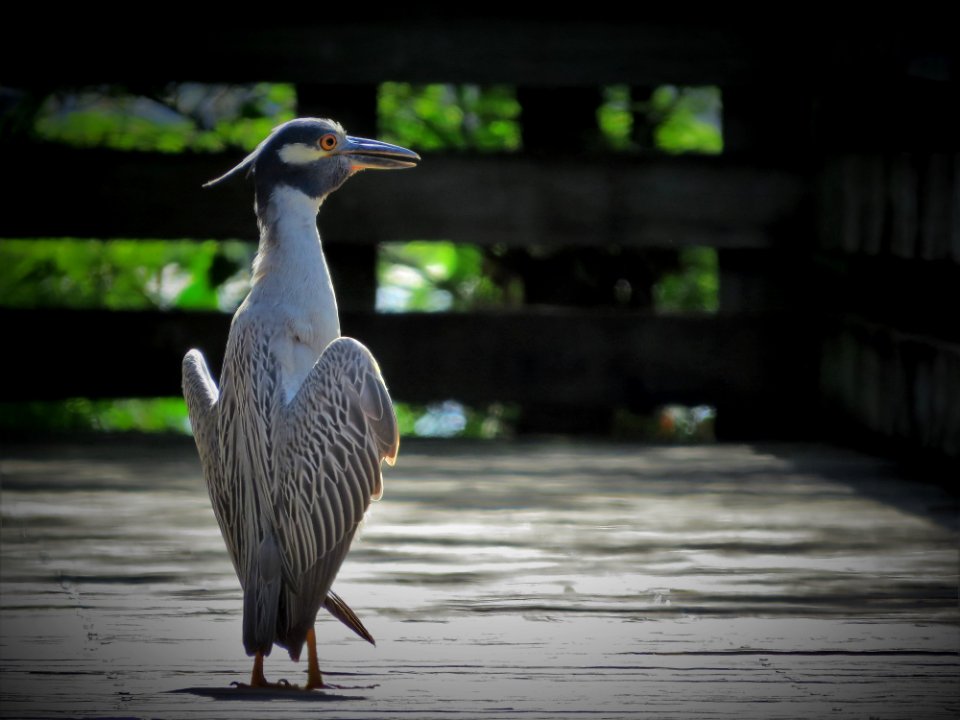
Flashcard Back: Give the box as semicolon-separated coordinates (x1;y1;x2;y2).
819;154;959;261
821;317;960;459
890;155;920;259
1;440;957;718
1;308;817;429
953;155;960;263
0;144;807;248
920;154;953;260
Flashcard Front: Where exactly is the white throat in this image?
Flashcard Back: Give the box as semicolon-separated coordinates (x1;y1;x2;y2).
253;185;324;282
248;184;341;401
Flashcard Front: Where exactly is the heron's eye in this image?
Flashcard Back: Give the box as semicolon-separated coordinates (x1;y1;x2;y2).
319;134;338;151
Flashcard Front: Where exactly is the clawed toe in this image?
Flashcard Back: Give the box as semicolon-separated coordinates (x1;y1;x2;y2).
231;677;299;690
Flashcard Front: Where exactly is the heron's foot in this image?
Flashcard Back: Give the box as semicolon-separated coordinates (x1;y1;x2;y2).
231;651;301;690
231;677;295;690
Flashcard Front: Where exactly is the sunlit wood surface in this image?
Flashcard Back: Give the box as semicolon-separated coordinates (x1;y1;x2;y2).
1;439;957;719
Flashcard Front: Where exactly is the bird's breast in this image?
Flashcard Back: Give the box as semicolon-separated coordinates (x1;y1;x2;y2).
280;342;320;404
277;312;340;404
231;283;340;406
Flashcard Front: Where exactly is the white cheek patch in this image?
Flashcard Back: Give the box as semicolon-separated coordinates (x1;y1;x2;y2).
278;142;325;165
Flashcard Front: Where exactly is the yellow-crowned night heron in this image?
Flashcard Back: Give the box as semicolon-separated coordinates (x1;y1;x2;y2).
182;118;418;689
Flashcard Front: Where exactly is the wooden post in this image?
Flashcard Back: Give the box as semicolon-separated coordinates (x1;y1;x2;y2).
516;86;603;154
716;88;817;439
814;72;960;460
513;86;620;433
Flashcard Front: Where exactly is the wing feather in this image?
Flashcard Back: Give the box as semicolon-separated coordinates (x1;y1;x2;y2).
182;349;244;578
274;337;398;586
184;329;393;652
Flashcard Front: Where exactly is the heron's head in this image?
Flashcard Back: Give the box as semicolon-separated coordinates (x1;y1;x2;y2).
204;117;420;206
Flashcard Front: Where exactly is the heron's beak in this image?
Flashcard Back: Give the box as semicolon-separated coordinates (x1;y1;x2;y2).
342;136;420;171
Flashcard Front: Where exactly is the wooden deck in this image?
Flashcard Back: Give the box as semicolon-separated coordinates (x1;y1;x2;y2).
1;439;957;719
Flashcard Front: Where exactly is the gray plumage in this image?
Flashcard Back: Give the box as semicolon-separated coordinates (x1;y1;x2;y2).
182;118;416;664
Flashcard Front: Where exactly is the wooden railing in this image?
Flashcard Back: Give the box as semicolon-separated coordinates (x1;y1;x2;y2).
2;23;956;452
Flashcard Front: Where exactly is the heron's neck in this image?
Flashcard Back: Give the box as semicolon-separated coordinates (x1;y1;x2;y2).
250;185;340;345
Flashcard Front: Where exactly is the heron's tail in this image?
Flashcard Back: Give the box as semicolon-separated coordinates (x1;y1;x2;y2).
242;533;282;656
324;590;375;645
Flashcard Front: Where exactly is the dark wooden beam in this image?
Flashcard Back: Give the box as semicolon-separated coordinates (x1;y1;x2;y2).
0;23;761;88
3;22;952;88
0;144;807;248
2;307;818;438
295;84;380;138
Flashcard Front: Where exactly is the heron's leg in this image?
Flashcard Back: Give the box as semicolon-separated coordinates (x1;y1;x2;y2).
305;627;324;689
251;652;269;687
231;652;293;689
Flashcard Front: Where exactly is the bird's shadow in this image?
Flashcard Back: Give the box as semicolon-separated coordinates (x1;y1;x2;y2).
173;683;373;702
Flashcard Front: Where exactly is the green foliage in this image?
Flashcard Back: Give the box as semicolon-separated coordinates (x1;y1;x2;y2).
653;247;719;313
7;82;723;439
597;86;634;150
599;85;723;154
0;239;252;311
377;241;521;312
1;397;512;440
28;81;720;157
651;86;723;155
0;398;190;434
378;83;521;151
0;237;244;436
394;401;516;439
88;398;191;433
33;84;296;153
392;402;421;437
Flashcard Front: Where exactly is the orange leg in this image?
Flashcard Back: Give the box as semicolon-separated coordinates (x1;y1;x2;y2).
250;652;269;687
232;651;291;689
305;627;324;689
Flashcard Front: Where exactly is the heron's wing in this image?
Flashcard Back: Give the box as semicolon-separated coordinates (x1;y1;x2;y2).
215;320;284;587
273;336;398;586
182;349;243;576
214;321;294;654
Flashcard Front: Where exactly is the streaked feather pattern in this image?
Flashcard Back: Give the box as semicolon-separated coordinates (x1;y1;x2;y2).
182;318;395;658
181;117;415;676
275;336;398;583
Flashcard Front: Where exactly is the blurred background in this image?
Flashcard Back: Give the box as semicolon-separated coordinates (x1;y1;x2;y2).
1;21;957;719
0;20;956;463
